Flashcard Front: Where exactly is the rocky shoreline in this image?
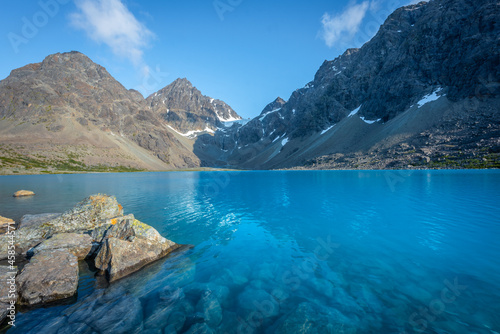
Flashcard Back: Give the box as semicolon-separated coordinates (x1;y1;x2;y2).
0;194;182;325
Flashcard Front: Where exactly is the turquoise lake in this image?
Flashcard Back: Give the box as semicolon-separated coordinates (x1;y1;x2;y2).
0;170;499;333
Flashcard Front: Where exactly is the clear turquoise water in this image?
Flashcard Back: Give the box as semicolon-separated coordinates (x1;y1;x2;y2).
1;170;499;333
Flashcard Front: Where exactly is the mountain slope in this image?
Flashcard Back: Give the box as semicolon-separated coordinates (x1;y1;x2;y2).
195;0;500;169
0;52;239;173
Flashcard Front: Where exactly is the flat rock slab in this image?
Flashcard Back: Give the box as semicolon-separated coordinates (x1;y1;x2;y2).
17;249;79;305
19;213;61;230
30;233;93;260
13;190;35;197
0;266;17;324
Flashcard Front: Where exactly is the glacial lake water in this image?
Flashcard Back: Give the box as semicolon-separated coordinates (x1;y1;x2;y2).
0;170;499;333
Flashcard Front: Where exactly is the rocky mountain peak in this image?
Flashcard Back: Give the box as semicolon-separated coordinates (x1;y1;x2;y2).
146;78;241;133
260;97;287;115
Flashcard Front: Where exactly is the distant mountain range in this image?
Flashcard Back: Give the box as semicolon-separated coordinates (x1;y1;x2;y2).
0;0;498;173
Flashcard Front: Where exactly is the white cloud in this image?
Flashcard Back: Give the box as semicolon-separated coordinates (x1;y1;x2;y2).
70;0;153;66
320;1;370;48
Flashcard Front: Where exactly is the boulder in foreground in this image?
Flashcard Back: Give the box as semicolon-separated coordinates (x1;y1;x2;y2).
95;218;180;282
0;194;122;259
17;249;79;305
13;190;35;197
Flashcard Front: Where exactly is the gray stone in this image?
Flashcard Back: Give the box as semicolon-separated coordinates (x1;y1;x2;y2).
90;214;135;243
0;195;122;260
29;233;93;260
196;291;222;327
94;218;179;282
17;249;79;305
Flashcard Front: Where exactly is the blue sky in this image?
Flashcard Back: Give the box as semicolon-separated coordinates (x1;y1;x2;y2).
0;0;417;119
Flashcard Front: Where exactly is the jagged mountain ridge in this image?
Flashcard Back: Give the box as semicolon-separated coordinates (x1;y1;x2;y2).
194;0;499;169
0;52;241;172
147;78;241;134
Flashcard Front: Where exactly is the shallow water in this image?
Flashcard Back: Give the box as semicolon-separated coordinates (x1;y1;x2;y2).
1;170;499;333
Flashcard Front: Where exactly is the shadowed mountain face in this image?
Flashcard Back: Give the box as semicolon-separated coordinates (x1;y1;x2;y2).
0;52;241;172
194;0;500;169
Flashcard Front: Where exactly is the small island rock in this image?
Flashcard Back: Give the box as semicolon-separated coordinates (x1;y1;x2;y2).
13;190;35;197
17;249;79;305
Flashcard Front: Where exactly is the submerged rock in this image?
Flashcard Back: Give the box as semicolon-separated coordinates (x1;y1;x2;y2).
196;291;223;327
17;249;79;305
94;218;179;282
29;233;93;260
184;323;214;334
13;190;35;197
274;302;354;334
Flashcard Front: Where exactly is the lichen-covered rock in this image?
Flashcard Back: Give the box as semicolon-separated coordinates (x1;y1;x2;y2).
0;194;123;259
29;233;93;260
94;218;179;282
90;214;135;243
95;236;178;282
19;213;61;229
17;249;79;305
13;190;35;197
0;216;14;234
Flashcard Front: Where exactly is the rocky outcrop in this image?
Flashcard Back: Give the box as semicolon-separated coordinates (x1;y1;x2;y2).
16;249;79;305
7;194;181;309
0;216;14;234
0;194;121;259
13;190;35;197
94;218;180;282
